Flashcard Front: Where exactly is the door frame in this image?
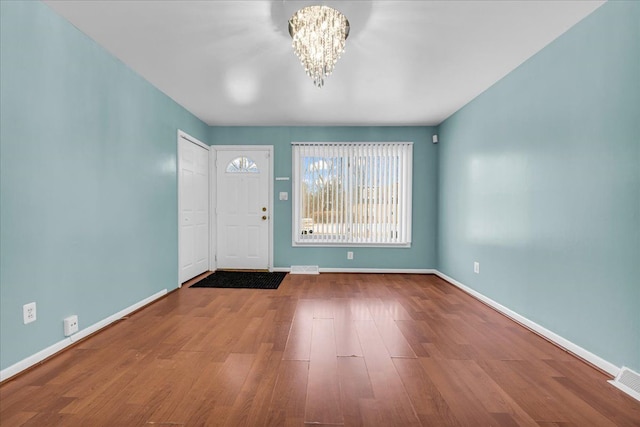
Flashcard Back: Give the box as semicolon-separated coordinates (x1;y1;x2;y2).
177;130;210;288
212;145;274;272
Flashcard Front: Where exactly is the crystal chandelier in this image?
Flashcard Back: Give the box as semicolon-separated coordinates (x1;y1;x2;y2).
288;5;350;87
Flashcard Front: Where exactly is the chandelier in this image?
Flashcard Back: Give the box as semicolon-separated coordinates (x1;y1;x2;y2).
288;5;350;87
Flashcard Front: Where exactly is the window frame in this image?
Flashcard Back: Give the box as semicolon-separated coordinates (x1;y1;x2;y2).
291;142;413;248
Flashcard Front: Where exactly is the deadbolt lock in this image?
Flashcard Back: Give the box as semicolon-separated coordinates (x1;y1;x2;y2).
262;207;267;212
262;215;267;220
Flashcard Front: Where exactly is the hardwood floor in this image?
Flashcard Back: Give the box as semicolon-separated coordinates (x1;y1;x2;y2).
1;273;638;426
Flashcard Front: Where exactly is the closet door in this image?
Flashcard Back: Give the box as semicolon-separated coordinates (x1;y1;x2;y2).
179;135;209;283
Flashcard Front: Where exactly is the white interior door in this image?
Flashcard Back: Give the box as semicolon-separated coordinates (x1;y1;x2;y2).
216;149;270;270
179;135;209;283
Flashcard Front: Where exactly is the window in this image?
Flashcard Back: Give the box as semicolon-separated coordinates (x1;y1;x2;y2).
226;156;259;173
292;142;413;246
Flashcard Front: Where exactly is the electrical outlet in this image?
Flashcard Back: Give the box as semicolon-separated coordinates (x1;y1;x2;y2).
347;251;354;260
64;315;79;336
23;302;36;324
474;262;480;274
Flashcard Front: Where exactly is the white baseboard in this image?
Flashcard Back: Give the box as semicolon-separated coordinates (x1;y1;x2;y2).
273;267;435;274
0;339;71;383
321;268;435;274
0;289;168;382
433;271;620;377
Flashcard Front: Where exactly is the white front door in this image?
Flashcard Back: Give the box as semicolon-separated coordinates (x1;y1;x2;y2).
216;149;270;270
179;135;209;283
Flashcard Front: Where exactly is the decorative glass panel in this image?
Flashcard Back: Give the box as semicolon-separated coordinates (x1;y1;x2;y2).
226;156;259;173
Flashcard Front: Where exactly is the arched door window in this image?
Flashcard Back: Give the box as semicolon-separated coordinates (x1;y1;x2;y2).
226;156;259;173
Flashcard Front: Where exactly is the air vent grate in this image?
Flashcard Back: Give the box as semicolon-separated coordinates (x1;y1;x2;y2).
290;265;320;275
609;367;640;401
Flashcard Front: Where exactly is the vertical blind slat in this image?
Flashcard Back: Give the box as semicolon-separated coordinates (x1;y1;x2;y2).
400;144;406;240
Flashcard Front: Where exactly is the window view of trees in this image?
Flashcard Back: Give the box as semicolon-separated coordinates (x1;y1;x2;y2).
293;142;412;246
299;155;400;241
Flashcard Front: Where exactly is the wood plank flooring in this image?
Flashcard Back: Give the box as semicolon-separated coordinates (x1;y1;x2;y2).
1;273;638;426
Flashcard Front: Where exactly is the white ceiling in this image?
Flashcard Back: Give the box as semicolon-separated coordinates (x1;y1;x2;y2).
44;1;604;126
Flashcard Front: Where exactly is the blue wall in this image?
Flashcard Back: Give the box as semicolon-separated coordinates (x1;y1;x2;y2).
2;0;638;376
0;1;209;370
210;126;438;270
438;1;639;371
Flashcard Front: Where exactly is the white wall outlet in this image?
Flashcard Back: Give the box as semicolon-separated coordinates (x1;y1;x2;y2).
23;302;36;324
347;251;354;260
64;315;79;336
474;262;480;274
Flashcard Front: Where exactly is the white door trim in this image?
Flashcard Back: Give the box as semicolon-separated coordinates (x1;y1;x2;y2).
212;145;274;272
209;149;217;272
177;130;209;288
178;129;209;150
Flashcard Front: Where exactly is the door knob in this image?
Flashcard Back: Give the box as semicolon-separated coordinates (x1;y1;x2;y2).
262;215;267;220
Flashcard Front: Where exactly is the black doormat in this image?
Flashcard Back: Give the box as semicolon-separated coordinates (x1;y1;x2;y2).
190;271;287;289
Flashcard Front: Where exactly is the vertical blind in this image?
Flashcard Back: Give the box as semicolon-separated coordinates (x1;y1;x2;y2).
292;142;413;246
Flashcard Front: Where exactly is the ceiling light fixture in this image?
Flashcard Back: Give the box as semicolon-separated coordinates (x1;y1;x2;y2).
288;5;350;88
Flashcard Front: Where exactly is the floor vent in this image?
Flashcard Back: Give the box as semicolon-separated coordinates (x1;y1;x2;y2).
290;265;320;275
608;367;640;401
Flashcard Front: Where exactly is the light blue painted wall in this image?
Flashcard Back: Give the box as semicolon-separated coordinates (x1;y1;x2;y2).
210;126;438;270
2;0;637;377
438;1;639;371
0;1;209;370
